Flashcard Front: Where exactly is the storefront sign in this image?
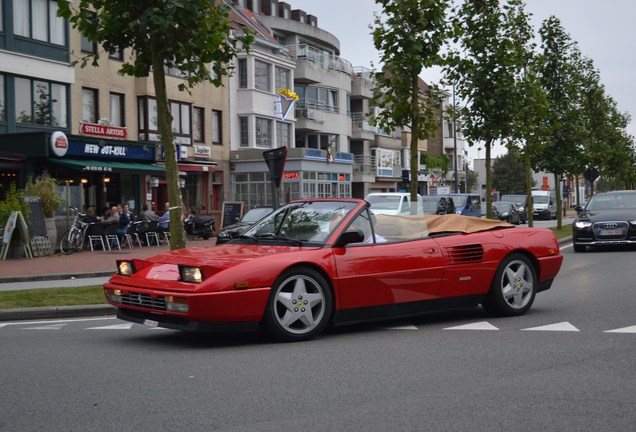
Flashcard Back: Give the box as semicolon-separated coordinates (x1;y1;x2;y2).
283;172;300;179
80;122;128;140
193;145;211;157
66;139;155;161
50;131;69;157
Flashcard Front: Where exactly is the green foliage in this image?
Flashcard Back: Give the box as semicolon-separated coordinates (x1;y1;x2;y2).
492;151;534;194
421;153;450;174
24;172;63;218
0;183;28;227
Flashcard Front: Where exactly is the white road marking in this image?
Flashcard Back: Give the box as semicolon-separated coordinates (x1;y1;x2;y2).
86;323;134;330
604;325;636;334
443;321;499;331
22;323;67;330
384;325;419;330
522;322;579;332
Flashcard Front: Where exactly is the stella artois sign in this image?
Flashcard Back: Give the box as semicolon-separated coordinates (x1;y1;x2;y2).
80;121;128;140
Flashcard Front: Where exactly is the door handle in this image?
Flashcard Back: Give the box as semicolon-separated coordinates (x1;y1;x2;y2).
424;248;436;254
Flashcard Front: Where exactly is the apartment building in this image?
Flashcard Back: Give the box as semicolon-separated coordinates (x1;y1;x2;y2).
0;0;227;221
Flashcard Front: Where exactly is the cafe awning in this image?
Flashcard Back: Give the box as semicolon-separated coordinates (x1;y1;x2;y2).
50;158;166;174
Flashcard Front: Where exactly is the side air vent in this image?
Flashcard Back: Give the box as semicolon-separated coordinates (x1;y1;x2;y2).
446;244;484;263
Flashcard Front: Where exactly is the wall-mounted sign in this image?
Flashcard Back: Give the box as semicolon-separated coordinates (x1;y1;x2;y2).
66;140;155;161
283;172;300;179
193;145;211;157
50;131;68;157
80;122;128;140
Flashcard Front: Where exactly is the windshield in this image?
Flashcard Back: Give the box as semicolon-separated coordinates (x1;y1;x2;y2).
365;195;402;210
493;202;511;212
243;201;358;244
450;195;467;206
242;208;272;223
586;193;636;210
533;195;550;204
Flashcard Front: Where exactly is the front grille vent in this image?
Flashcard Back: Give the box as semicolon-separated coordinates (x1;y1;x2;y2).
121;292;167;311
446;244;484;263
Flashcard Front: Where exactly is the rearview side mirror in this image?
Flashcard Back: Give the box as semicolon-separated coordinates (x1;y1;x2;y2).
334;230;365;247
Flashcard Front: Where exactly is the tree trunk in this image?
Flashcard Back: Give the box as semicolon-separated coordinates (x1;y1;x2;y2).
485;140;493;219
409;74;419;214
151;51;186;250
524;151;533;227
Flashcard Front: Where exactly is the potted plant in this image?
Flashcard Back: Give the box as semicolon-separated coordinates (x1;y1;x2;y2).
24;171;64;245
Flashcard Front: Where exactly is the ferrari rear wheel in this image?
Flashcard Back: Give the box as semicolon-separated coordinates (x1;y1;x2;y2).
263;267;332;342
482;253;536;317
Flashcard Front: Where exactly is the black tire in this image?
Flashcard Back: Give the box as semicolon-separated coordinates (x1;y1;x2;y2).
59;229;78;255
202;230;212;240
573;243;586;252
263;267;332;342
482;253;537;317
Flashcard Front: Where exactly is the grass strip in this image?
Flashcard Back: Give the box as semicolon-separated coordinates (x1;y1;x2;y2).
0;286;106;309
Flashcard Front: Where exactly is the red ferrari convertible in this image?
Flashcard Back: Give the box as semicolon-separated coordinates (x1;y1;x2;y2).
104;198;563;341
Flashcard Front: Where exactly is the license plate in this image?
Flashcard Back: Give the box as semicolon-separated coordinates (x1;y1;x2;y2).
599;229;622;236
143;319;159;328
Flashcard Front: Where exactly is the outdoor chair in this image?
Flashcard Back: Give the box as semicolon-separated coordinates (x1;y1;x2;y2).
144;221;161;246
102;223;121;251
86;223;106;251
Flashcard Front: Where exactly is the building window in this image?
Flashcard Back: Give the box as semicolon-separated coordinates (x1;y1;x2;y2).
276;121;291;148
108;47;123;61
109;93;124;127
170;101;191;135
80;13;97;53
13;0;65;45
239;116;249;147
255;117;272;148
138;97;160;141
0;75;5;122
193;107;204;142
254;59;271;91
82;88;98;123
275;66;290;90
15;77;67;127
212;110;222;145
238;59;248;88
295;85;339;112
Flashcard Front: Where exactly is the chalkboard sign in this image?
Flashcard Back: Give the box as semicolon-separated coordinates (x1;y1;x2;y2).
23;196;47;238
220;202;244;229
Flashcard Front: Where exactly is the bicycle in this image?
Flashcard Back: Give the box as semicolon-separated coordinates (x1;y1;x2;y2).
59;207;89;255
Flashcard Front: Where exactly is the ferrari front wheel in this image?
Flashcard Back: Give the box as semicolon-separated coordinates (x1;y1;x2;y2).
263;267;332;342
482;253;537;317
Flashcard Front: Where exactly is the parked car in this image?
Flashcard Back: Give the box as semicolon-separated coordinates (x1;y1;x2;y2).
493;201;521;225
215;207;273;245
480;203;501;220
572;190;636;252
422;195;456;215
532;190;557;220
365;192;424;215
501;194;529;224
448;193;482;217
105;198;563;342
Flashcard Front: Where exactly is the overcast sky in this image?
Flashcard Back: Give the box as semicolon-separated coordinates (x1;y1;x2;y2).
290;0;636;160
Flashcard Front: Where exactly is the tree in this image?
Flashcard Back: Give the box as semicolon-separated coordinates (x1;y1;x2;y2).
446;0;532;218
492;150;533;194
58;0;252;250
371;0;451;209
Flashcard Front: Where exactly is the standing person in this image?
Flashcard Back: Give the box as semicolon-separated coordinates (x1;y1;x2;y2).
158;202;170;232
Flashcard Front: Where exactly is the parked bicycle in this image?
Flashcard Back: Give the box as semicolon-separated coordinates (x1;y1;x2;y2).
59;207;89;255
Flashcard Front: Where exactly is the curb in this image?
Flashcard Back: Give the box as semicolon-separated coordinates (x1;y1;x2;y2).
0;304;116;322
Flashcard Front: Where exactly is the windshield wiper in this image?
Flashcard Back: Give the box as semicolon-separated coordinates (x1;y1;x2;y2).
255;233;304;246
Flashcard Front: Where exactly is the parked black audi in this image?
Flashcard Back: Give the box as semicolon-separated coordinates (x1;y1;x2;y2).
572;190;636;252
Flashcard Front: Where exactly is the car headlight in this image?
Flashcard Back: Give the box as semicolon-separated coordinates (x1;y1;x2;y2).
501;212;509;217
179;265;204;283
630;220;636;226
164;295;189;313
518;207;524;212
117;260;136;276
574;221;592;229
104;288;123;303
218;231;229;238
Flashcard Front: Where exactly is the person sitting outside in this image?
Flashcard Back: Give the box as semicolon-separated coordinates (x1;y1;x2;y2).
82;207;101;223
157;202;170;232
102;205;120;225
116;203;133;239
141;203;158;222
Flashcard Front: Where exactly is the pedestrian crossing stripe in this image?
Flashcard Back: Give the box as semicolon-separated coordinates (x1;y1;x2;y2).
86;323;134;330
604;325;636;334
443;321;499;331
522;322;579;332
384;325;419;330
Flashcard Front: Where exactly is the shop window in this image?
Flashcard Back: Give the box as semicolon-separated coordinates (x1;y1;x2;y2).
82;88;98;123
15;77;68;127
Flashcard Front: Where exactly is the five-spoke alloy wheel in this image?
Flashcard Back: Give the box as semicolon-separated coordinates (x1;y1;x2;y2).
482;253;537;316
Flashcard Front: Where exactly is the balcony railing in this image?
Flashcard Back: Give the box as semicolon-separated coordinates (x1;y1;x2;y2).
285;44;353;75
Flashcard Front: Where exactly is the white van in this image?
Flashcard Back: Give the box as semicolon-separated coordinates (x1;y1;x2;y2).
364;192;424;215
531;190;557;220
